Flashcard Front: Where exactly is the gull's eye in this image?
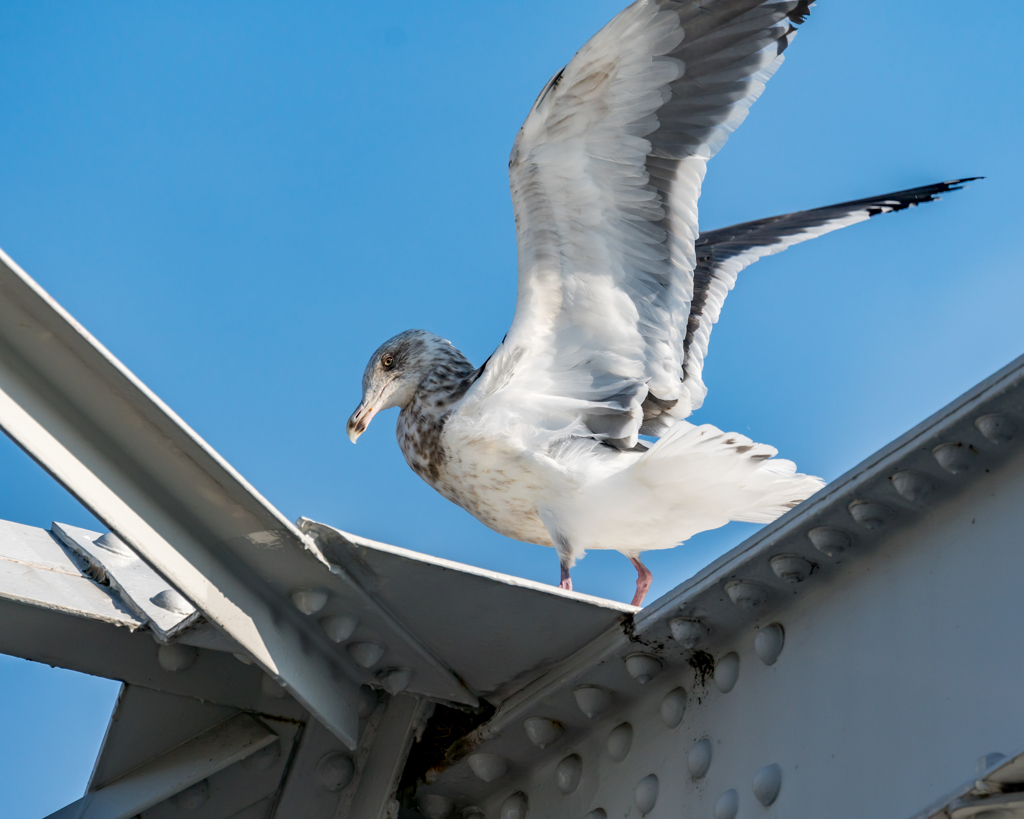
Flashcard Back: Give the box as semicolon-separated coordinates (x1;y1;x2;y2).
381;354;395;369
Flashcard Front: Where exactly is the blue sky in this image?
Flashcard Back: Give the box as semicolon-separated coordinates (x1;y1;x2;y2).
1;1;1022;815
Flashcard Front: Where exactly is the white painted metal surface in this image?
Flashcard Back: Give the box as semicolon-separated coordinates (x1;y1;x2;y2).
0;507;639;817
340;695;433;819
300;519;634;703
88;686;241;792
47;714;276;819
911;749;1024;819
0;520;307;720
1;242;1023;817
0;518;140;628
409;353;1024;819
272;718;358;819
52;522;200;639
136;716;303;819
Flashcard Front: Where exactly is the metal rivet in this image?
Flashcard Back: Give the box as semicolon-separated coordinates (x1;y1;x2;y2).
714;653;740;693
241;740;280;772
848;500;892;529
752;763;782;806
500;791;528;819
556;754;583;794
314;752;354;792
261;674;287;699
150;589;191;614
769;554;813;583
669;617;708;649
714;789;739;819
933;442;976;474
291;588;329;615
573;685;612;719
94;531;133;557
468;753;508;783
890;470;935;502
976;414;1015;444
625;653;662;684
321;614;359;643
976;752;1006;774
754;624;785;666
418;794;454;819
170;779;208;810
347;641;385;668
724;580;767;608
378;667;412;695
607;722;634;762
523;717;563;749
233;652;253;665
660;687;688;728
687;738;713;780
583;811;607;819
462;808;486;819
807;527;850;557
157;643;197;673
634;774;659;816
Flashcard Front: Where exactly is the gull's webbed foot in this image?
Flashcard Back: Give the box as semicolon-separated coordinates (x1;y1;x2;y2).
558;562;573;591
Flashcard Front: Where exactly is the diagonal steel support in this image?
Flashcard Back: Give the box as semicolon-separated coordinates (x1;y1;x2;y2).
0;247;364;746
45;714;277;819
339;694;433;819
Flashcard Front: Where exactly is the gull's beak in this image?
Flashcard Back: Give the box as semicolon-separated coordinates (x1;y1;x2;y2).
346;403;377;444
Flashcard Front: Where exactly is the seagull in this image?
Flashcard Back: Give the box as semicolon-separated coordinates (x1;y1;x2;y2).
347;0;975;606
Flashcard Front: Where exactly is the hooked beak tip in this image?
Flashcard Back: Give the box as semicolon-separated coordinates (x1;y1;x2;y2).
347;405;374;444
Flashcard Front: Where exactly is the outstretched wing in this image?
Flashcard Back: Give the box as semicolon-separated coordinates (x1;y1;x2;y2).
471;0;814;451
638;178;979;434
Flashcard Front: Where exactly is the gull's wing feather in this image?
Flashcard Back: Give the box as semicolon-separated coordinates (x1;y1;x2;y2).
629;178;979;434
469;0;813;450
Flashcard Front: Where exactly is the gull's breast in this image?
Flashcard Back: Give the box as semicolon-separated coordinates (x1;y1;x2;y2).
398;407;557;547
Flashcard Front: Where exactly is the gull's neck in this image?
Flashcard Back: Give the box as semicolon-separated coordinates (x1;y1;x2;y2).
396;344;478;486
404;345;478;417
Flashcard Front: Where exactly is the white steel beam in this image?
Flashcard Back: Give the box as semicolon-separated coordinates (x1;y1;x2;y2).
272;718;358;819
45;714;276;819
339;694;433;819
0;248;366;744
0;518;142;629
0;589;309;720
0;518;305;718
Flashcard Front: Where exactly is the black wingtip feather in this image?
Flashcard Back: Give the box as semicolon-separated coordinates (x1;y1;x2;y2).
788;0;814;26
942;176;984;190
866;177;983;212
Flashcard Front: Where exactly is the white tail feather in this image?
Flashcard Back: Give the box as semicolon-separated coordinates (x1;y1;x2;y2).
555;421;824;561
638;421;825;526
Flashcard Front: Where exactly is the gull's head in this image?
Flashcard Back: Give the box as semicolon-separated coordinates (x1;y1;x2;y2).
347;330;450;443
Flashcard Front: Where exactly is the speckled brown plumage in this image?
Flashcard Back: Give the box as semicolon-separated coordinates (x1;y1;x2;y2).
390;334;476;490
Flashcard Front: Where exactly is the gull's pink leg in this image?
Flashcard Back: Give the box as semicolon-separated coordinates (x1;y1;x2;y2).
558;562;572;591
628;555;652;607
